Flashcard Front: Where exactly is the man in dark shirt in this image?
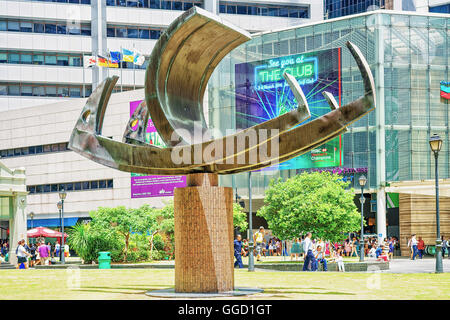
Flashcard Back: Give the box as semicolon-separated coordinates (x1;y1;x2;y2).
234;235;244;268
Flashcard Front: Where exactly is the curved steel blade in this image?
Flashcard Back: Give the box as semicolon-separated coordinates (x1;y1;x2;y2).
123;100;150;146
145;6;252;147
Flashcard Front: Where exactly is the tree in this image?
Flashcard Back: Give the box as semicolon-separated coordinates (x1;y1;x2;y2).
141;202;174;259
90;206;148;262
257;171;361;242
233;203;248;233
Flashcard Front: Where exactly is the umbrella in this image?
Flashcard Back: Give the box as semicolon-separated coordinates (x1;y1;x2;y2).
27;227;67;239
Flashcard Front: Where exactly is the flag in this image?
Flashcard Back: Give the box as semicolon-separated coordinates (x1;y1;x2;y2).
97;56;108;67
107;60;119;68
440;81;450;100
134;52;145;66
83;55;96;68
122;48;134;62
110;51;121;63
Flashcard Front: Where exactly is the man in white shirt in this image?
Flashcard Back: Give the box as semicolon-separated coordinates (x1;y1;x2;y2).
410;234;418;260
302;232;315;271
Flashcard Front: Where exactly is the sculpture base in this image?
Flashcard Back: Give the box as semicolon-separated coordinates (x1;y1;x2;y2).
174;173;234;293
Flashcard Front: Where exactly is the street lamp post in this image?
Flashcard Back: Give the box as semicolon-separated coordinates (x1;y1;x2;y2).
30;212;34;244
57;201;63;262
58;189;67;265
429;134;443;274
358;175;367;262
248;171;254;272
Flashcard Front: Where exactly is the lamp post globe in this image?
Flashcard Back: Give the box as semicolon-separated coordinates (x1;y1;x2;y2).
58;189;67;201
429;134;442;153
429;134;443;273
359;175;367;188
358;175;367;262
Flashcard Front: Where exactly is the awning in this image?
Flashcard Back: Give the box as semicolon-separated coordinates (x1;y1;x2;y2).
27;227;67;239
385;178;450;197
27;217;79;229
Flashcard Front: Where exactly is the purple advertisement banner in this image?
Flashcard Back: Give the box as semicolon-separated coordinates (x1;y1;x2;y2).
130;100;186;198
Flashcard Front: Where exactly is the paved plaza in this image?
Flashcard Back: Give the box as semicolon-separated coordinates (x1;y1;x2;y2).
381;257;450;274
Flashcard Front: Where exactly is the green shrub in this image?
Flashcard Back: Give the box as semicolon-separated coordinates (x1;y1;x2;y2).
68;223;122;264
151;250;165;260
153;233;165;251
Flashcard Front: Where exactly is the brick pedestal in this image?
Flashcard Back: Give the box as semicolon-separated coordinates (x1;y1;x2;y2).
174;173;234;293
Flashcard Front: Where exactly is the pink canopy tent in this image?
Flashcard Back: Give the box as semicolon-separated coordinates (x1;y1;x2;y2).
27;227;68;239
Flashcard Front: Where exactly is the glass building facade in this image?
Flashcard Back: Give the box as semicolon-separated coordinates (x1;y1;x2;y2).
207;11;450;202
324;0;386;19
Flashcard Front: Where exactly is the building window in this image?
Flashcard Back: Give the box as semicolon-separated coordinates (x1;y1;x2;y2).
0;83;91;98
20;22;33;33
7;21;20;32
107;27;115;37
0;50;84;67
27;179;114;195
108;25;164;41
45;24;57;34
218;1;309;18
0;19;91;36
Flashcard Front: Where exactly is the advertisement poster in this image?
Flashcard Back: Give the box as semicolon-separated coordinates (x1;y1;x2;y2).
130;100;186;198
235;47;343;170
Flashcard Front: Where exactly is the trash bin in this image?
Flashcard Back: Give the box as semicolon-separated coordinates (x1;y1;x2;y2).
98;252;111;269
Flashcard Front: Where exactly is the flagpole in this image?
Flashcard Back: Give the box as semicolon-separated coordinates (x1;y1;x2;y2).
133;43;136;90
107;51;110;78
82;52;86;98
120;46;123;92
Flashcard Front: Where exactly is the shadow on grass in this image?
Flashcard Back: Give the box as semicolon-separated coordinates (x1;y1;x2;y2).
265;286;326;290
263;289;355;295
75;289;149;295
75;284;174;295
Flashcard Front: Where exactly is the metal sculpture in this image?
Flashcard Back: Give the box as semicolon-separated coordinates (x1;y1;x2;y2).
68;6;376;294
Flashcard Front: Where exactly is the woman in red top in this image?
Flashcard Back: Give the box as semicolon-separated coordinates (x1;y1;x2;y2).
417;237;425;259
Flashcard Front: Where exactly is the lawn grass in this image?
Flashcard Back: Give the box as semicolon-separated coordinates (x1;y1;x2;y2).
0;269;449;300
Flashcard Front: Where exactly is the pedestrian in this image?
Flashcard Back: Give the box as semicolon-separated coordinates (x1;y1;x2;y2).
242;239;248;257
388;238;395;260
290;238;301;261
417;237;425;259
441;236;450;258
16;239;30;269
29;242;37;268
253;226;265;262
302;232;315;271
55;241;61;260
38;241;50;265
233;234;244;268
409;234;418;260
352;237;360;258
313;245;328;271
1;242;8;257
276;239;282;256
47;242;52;258
333;247;345;272
344;240;351;257
64;243;70;258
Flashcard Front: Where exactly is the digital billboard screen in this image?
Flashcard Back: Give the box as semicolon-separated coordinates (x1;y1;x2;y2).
234;47;343;170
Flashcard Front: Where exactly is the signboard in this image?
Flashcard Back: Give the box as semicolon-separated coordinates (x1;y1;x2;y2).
234;47;343;170
130;100;186;198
